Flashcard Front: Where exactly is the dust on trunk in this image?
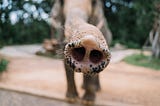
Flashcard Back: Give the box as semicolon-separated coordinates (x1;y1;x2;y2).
63;0;111;74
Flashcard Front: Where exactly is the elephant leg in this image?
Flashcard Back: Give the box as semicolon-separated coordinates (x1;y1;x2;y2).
82;74;101;91
82;74;99;104
64;60;79;102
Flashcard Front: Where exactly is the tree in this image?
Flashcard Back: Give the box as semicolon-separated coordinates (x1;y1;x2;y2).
149;3;160;58
0;0;53;47
0;0;158;49
103;0;155;48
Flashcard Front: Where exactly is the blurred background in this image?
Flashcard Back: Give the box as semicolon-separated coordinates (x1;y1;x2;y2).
0;0;159;48
0;0;160;106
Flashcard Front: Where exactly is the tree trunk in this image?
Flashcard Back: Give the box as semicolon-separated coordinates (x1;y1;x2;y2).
151;25;160;58
149;3;160;58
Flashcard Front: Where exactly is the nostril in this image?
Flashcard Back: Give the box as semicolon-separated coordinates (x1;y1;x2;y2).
89;50;103;63
71;47;86;61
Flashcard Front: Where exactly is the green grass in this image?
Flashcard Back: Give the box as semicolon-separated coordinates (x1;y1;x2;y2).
0;58;9;73
124;54;160;70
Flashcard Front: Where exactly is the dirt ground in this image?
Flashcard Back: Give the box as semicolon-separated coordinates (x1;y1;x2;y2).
0;45;160;106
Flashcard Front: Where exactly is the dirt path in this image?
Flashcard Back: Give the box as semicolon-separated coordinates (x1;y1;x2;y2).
0;45;160;106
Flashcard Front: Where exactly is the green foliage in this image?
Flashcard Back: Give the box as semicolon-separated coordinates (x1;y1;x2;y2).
0;20;50;46
104;0;157;48
0;0;52;47
124;54;160;70
0;59;9;73
0;0;159;48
